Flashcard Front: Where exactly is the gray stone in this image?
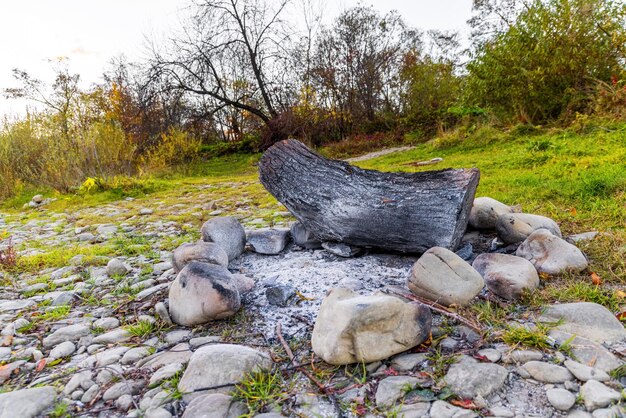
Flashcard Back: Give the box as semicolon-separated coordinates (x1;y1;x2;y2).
201;216;246;261
390;352;428;371
64;371;93;395
247;228;290;255
0;386;57;418
265;285;296;307
407;247;484;307
43;324;91;348
375;375;420;407
580;380;621;411
164;329;192;345
32;194;44;203
107;257;128;276
592;406;626;418
322;242;363;257
77;232;95;242
115;394;134;411
139;208;154;215
49;341;75;360
231;274;255;294
154;302;173;325
547;388;576;411
0;299;36;312
81;384;99;403
93;317;120;330
444;358;508;399
122;347;153;365
189;336;221;348
172;242;229;272
539;303;626;344
51;292;74;306
472;253;539;300
496;213;561;244
567;231;599;243
502;349;543;364
312;288;431;365
477;348;502;363
521;361;573;383
178;344;272;394
97;224;118;238
102;380;145;401
146;407;173;418
469;197;514;229
92;328;132;344
149;362;184;387
290;222;322;249
516;229;588;275
139;343;192;370
564;360;611;382
397;402;431;418
182;393;248;418
430;400;478;418
169;262;241;326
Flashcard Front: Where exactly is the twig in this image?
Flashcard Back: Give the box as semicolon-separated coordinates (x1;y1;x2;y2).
383;288;482;333
402;157;443;167
275;323;326;393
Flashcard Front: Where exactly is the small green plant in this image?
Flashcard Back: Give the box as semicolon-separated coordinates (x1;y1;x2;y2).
609;364;626;381
38;306;71;322
502;322;554;350
344;361;368;385
162;370;184;400
470;301;509;329
427;348;457;380
232;369;288;416
16;322;35;334
125;320;155;338
48;401;71;418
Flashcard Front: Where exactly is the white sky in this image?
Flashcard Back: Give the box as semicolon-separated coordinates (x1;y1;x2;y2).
0;0;473;118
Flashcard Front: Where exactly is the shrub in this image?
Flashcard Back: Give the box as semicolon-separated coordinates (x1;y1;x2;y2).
141;128;202;172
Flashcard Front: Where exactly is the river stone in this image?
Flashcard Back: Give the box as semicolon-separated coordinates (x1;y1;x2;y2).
231;274;255;294
539;302;626;344
563;360;610;382
93;317;120;330
0;386;57;418
177;344;272;395
375;376;420;407
43;324;91;348
107;258;128;277
521;361;573;383
247;228;290;255
496;213;561;244
149;362;184;387
407;247;484;307
551;331;622;373
168;262;241;326
444;358;508;399
49;341;76;360
547;388;576;411
92;328;132;344
472;253;539;300
430;400;479;418
172;242;229;272
322;242;363;257
102;380;145;401
580;380;621;411
516;229;587;275
311;288;431;365
469;197;514;229
200;216;246;261
290;222;322;249
182;393;248;417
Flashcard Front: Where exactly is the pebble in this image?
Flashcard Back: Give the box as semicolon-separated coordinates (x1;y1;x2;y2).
521;361;573;383
102;380;145;401
106;258;128;277
43;324;91;348
547;388;576;411
93;317;120;330
149;362;184;387
49;341;75;360
81;384;100;403
92;328;132;344
375;376;420;407
564;359;610;382
580;380;622;411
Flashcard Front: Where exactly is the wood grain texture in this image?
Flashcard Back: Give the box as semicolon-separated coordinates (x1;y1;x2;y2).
259;139;480;253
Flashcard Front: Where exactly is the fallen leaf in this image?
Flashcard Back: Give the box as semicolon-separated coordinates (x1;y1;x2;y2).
0;362;21;384
591;272;602;285
35;359;46;372
570;207;577;216
450;399;479;410
0;335;12;347
616;311;626;322
383;367;398;376
473;353;489;362
616;290;626;299
539;272;551;280
354;404;367;416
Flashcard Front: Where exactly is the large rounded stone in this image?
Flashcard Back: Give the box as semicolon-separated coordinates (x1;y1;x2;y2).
469;197;515;229
311;288;431;365
172;242;229;272
516;229;588;275
407;247;484;307
0;386;57;418
539;302;626;344
201;217;246;261
177;344;272;395
168;262;241;326
496;213;561;244
472;253;539;300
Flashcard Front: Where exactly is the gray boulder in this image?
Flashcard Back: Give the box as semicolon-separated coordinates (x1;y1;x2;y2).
177;344;272;395
311;288;431;365
469;197;515;229
516;229;588;275
444;357;508;399
407;247;484;307
472;253;539;300
0;386;57;418
496;213;561;244
172;242;229;272
169;262;241;326
201;217;246;261
247;228;290;255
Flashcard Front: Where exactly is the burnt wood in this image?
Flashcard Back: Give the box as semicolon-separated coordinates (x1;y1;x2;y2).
259;139;480;253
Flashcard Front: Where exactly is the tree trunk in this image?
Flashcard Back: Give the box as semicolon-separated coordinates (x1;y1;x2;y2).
259;139;480;253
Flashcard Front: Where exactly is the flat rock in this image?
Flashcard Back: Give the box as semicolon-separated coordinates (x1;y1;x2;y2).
375;376;420;407
102;380;145;401
496;213;561;244
321;242;363;257
43;324;91;348
564;360;610;382
472;253;539;300
0;386;57;418
430;400;478;418
122;347;153;365
516;229;588;275
407;247;484;307
107;258;128;276
539;302;626;344
265;284;296;307
168;262;241;326
139;343;192;370
547;388;576;411
502;349;543;364
390;353;428;371
182;393;247;417
290;222;322;249
149;362;184;387
580;380;621;411
444;358;508;399
92;328;132;344
550;331;623;373
93;317;120;330
177;344;272;395
311;288;431;365
469;197;515;229
49;341;75;360
521;361;573;383
201;216;246;261
247;228;290;255
0;299;36;312
172;242;229;272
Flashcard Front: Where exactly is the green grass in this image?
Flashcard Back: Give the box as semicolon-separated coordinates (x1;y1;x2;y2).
124;320;155;338
502;323;554;350
37;306;71;323
232;369;289;416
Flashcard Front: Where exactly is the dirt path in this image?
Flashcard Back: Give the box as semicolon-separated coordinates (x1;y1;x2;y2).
344;145;415;162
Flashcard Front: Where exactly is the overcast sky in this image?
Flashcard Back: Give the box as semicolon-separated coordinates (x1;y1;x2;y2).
0;0;473;117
